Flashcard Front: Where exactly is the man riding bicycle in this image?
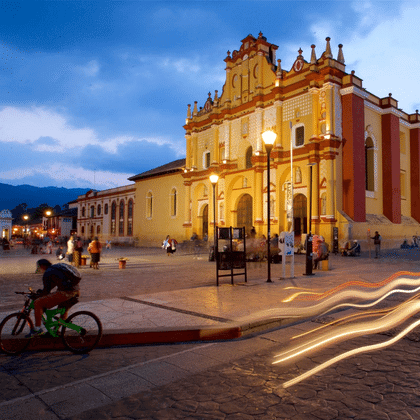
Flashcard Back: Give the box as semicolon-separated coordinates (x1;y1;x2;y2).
27;259;81;337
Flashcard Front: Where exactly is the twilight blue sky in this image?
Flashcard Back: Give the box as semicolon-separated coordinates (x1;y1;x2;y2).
0;1;419;190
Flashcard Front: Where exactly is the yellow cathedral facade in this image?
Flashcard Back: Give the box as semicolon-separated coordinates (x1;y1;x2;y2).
79;33;420;248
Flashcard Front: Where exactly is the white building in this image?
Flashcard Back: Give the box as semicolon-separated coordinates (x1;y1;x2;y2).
77;185;136;243
0;210;12;240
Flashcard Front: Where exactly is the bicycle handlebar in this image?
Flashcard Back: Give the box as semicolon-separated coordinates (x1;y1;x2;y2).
15;291;38;298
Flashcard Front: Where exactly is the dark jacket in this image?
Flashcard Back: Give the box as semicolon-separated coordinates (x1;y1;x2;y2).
38;264;80;295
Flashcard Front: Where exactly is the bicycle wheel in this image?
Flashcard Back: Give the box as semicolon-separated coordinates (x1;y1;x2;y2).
61;311;102;354
0;313;34;355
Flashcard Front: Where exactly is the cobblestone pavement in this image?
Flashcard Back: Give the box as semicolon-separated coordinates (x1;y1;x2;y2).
2;245;420;419
2;313;420;419
69;325;420;419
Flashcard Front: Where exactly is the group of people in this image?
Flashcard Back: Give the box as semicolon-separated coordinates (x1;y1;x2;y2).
65;236;102;269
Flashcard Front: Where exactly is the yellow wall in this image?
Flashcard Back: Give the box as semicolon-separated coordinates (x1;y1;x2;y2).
133;173;186;246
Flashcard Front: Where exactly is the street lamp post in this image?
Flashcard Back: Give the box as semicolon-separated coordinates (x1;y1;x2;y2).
22;215;29;239
45;210;52;231
304;163;315;276
262;130;277;283
210;174;219;268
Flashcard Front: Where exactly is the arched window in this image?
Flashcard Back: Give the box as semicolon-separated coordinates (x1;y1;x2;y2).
90;225;94;236
97;204;101;216
97;225;101;234
245;146;253;169
81;226;85;234
127;199;133;236
365;137;374;192
90;206;95;218
320;193;327;215
111;201;116;235
146;192;153;218
119;201;125;236
203;151;211;169
171;188;177;217
104;204;108;215
82;207;85;217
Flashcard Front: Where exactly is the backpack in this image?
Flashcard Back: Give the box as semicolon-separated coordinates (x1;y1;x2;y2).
54;263;82;286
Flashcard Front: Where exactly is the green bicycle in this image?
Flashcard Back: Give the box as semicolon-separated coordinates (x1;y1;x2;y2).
0;288;102;355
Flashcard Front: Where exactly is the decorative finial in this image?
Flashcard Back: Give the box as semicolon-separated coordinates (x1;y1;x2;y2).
298;48;303;56
351;70;355;75
227;50;231;57
258;32;263;39
214;90;218;101
325;37;332;58
389;93;392;97
310;44;317;64
276;59;282;78
193;101;198;116
187;104;191;119
337;44;345;64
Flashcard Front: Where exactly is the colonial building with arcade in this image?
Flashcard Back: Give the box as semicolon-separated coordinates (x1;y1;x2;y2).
177;33;420;246
80;33;420;247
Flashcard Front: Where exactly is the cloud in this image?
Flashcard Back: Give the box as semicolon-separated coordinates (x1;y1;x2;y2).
0;105;185;188
0;106;97;150
76;59;100;77
0;163;133;190
343;2;420;112
0;105;184;155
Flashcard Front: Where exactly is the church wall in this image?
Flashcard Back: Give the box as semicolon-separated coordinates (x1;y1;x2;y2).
133;173;186;247
364;106;383;216
400;124;411;218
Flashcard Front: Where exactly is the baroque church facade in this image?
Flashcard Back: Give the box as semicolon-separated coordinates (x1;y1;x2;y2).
78;33;420;247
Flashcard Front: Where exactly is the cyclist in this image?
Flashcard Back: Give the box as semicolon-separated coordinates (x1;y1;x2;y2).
26;259;81;337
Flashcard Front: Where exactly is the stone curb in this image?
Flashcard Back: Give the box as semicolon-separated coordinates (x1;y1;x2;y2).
2;317;306;352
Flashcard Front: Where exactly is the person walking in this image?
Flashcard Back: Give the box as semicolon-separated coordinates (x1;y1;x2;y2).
66;235;75;264
162;235;177;256
46;240;53;255
73;237;83;268
372;231;381;258
88;237;102;269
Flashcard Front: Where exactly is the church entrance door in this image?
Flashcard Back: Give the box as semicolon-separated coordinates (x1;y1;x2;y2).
237;194;253;235
202;204;208;238
293;194;307;236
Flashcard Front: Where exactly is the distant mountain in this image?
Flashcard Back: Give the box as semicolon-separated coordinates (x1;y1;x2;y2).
0;183;90;210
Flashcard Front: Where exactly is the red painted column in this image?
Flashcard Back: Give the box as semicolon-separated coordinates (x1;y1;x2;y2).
410;128;420;223
382;113;401;224
341;93;366;222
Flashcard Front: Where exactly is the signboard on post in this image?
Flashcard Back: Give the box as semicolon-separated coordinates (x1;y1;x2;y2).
279;231;295;279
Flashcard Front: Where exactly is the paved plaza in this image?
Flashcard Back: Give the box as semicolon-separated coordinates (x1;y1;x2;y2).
1;244;420;419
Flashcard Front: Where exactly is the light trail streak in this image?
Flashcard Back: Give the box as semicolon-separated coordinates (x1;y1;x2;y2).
273;298;420;364
282;317;420;389
292;291;420;340
237;276;420;327
319;284;420;316
284;271;420;302
291;308;387;340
